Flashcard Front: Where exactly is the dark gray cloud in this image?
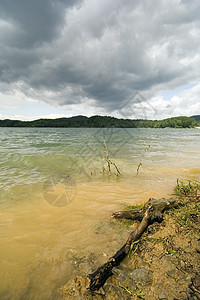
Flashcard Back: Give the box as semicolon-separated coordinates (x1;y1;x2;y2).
0;0;82;47
0;0;199;117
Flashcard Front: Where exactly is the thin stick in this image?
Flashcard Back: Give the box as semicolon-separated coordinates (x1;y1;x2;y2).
102;138;121;176
137;145;151;175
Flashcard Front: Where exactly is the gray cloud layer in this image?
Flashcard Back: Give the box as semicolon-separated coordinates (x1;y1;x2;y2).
0;0;200;116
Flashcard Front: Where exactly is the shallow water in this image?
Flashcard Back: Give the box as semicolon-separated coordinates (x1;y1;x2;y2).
0;127;200;299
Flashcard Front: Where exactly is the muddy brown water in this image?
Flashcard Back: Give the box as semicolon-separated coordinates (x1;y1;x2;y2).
0;127;200;299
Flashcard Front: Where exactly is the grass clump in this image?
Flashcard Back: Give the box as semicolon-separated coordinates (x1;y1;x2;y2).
175;179;200;197
174;179;200;237
124;204;143;211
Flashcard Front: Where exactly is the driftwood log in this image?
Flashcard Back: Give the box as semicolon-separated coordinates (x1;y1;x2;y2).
88;197;177;291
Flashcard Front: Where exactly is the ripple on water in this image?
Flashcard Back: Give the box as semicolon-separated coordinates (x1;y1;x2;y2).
0;127;200;298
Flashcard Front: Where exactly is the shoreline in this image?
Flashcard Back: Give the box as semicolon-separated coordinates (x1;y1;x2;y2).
58;180;200;299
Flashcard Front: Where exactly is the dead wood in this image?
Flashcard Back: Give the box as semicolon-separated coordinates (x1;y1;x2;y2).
88;197;177;291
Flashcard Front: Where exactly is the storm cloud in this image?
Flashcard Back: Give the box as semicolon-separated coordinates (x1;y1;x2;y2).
0;0;200;118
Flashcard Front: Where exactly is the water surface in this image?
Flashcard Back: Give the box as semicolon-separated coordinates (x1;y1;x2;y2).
0;127;200;299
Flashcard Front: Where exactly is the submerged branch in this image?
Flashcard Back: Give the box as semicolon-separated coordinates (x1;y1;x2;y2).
136;145;151;175
102;138;121;177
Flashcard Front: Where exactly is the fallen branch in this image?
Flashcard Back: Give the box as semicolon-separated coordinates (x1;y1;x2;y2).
102;138;121;177
88;197;177;291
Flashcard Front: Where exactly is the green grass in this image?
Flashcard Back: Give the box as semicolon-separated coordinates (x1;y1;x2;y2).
175;179;200;197
123;204;143;211
173;179;200;236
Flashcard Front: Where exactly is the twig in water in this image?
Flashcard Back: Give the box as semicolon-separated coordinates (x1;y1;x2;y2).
137;145;151;175
102;138;121;177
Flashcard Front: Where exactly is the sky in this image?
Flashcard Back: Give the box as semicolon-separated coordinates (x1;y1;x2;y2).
0;0;199;121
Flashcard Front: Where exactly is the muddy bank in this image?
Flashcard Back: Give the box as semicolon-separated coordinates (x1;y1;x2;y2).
57;180;200;299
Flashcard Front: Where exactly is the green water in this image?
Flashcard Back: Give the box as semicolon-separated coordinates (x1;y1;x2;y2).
1;127;199;186
0;127;200;299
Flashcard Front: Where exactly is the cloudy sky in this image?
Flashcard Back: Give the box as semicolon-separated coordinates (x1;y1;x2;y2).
0;0;199;121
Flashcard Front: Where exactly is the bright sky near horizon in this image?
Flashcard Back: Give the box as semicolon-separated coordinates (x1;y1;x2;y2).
0;0;199;121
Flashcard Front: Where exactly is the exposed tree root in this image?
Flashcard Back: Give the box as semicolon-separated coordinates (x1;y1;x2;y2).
88;197;177;291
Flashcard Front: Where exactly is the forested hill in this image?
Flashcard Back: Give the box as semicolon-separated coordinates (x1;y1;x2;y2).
191;115;200;121
0;115;198;128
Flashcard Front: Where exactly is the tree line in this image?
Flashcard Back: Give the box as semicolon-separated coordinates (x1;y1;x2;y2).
0;115;198;128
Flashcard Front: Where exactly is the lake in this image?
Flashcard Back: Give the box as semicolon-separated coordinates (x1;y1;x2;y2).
0;127;200;299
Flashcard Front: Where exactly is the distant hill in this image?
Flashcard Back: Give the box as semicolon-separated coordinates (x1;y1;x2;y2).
69;115;88;120
190;115;200;121
0;115;198;128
